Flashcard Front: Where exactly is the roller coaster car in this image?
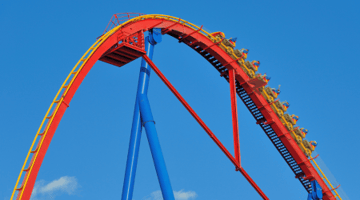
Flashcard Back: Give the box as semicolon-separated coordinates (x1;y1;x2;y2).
294;127;306;138
240;49;249;60
245;61;260;72
220;38;240;54
278;115;293;132
259;87;273;103
299;142;312;157
286;129;310;157
275;101;288;112
240;63;255;78
222;39;235;49
289;130;303;145
224;48;254;79
301;128;308;137
213;37;234;55
234;49;243;58
210;34;235;55
210;31;225;40
273;125;301;149
259;87;276;103
278;116;307;155
284;113;297;125
257;74;270;84
266;87;279;99
283;121;294;132
269;101;284;117
238;62;255;78
229;49;254;78
209;33;255;79
303;140;315;152
269;100;288;118
220;48;252;79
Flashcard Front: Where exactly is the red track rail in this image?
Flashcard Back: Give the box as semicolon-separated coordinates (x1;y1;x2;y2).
14;16;336;200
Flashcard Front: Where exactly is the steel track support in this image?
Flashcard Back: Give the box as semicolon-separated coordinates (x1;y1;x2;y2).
229;68;241;167
239;168;269;199
122;29;174;200
121;29;172;200
139;95;175;200
121;35;154;200
142;55;269;200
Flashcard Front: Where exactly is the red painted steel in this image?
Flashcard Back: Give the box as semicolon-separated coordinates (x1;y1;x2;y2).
17;17;336;200
161;18;181;35
142;55;238;167
103;13;145;34
178;25;203;43
142;55;269;200
229;69;241;166
20;103;68;199
202;38;224;51
99;34;146;68
239;168;269;200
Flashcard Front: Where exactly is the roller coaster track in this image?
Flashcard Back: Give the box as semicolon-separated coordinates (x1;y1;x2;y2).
11;14;342;200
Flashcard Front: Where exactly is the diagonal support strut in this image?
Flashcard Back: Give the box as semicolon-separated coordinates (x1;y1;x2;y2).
142;55;269;200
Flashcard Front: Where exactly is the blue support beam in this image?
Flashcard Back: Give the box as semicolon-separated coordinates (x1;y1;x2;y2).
139;95;175;200
122;28;174;200
307;180;323;200
121;33;155;200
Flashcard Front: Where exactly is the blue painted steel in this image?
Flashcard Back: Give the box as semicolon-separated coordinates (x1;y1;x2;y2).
139;95;175;200
149;28;162;44
122;29;171;200
307;193;313;200
121;34;156;200
307;180;323;200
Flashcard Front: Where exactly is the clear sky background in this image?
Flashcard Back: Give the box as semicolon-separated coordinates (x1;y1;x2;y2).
1;0;359;200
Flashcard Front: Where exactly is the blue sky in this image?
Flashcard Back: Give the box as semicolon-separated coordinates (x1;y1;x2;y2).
1;0;359;199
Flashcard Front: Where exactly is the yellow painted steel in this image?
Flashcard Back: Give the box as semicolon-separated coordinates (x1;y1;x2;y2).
310;156;342;200
11;19;123;200
12;14;341;200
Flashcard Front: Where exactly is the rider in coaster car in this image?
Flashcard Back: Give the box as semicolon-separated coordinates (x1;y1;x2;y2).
300;128;308;136
310;141;318;149
211;31;225;39
292;115;299;123
272;85;280;98
257;73;271;83
229;37;237;48
251;60;260;71
282;101;290;111
240;48;249;59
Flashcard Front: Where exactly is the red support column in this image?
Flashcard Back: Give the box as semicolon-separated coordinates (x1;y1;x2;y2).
229;68;241;167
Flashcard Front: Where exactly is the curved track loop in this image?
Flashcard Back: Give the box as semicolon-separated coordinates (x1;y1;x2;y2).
12;14;338;200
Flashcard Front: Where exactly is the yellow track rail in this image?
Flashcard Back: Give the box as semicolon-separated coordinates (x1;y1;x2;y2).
12;14;341;200
11;19;121;200
310;156;342;199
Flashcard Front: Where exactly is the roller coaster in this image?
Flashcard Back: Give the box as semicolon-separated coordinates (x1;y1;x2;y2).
11;13;346;200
